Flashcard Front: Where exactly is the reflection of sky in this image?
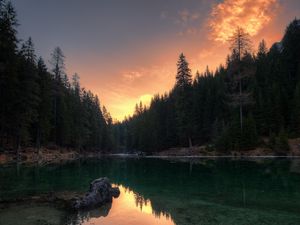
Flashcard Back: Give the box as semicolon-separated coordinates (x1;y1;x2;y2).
83;185;175;225
11;0;300;120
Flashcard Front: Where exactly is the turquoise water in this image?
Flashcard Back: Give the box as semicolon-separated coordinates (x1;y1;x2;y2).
0;157;300;225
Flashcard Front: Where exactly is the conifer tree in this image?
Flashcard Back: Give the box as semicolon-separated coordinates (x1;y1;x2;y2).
174;53;193;147
36;57;52;150
257;39;268;59
17;37;40;149
0;0;19;148
175;53;192;88
50;47;66;145
227;27;255;131
50;47;65;81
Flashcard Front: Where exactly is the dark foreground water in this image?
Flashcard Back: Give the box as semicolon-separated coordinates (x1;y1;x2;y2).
0;157;300;225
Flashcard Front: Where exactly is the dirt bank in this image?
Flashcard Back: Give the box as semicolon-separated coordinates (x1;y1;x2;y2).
0;147;103;165
1;138;300;164
156;138;300;157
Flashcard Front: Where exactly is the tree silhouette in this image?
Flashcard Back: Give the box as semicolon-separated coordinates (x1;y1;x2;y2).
227;27;255;131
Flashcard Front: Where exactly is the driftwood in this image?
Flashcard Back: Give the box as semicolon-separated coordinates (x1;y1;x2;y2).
73;177;120;210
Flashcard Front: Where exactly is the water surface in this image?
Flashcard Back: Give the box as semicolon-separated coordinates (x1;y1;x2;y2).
0;157;300;225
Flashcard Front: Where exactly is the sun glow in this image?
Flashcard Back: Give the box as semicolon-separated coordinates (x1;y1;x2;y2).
66;0;290;121
139;94;153;106
108;94;153;122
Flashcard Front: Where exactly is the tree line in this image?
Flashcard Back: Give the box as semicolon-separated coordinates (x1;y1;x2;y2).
113;19;300;154
1;0;300;155
0;0;113;153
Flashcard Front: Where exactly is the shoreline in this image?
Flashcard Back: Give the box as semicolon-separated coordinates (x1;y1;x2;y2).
0;147;103;165
1;138;300;165
1;152;300;166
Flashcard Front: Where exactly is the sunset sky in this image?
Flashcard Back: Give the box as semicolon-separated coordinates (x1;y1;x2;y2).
12;0;300;121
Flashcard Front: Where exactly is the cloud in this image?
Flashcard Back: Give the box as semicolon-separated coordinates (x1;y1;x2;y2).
160;11;168;20
160;9;201;36
177;9;200;26
177;27;198;36
208;0;279;42
175;9;201;36
122;71;143;82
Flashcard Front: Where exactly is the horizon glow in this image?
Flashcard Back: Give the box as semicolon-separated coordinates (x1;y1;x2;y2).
11;0;300;121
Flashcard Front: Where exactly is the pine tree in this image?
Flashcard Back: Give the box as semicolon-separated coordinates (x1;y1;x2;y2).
0;0;19;148
254;40;269;135
50;47;66;145
174;53;193;147
227;27;255;131
69;73;83;149
102;105;113;150
291;83;300;135
282;19;300;85
71;73;80;95
35;57;52;150
16;37;40;150
50;47;65;81
257;39;268;60
175;53;192;88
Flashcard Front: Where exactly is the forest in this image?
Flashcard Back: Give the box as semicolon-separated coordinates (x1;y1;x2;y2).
1;0;300;155
113;19;300;154
0;1;113;153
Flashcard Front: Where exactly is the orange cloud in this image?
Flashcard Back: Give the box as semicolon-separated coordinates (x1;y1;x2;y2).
208;0;279;42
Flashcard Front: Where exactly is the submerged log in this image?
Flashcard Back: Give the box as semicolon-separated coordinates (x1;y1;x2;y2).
72;177;120;210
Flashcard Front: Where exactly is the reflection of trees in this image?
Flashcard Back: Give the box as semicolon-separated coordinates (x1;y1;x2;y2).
134;192;148;211
1;158;300;224
290;160;300;174
66;202;112;225
101;158;300;224
125;186;172;219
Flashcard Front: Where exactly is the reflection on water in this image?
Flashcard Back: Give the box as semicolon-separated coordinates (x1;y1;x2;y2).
0;158;300;225
68;185;174;225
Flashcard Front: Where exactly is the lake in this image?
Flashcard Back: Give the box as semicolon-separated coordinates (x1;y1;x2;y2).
0;157;300;225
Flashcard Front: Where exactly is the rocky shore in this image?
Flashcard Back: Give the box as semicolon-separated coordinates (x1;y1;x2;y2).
0;177;120;211
1;138;300;165
0;147;103;165
0;177;120;225
156;138;300;157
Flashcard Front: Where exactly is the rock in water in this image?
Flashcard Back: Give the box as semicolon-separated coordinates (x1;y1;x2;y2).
73;177;120;210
